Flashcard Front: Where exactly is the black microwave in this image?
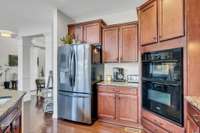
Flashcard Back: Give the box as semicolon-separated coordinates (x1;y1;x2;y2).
142;48;184;126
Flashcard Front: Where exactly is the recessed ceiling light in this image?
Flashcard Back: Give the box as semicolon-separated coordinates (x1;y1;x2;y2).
0;30;17;38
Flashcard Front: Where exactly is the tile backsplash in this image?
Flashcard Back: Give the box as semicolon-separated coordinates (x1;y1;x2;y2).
104;63;139;80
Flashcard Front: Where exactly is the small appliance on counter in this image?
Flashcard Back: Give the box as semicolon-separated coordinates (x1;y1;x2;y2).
113;67;125;82
127;75;139;83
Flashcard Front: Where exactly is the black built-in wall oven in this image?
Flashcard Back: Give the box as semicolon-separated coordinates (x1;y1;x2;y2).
142;48;184;126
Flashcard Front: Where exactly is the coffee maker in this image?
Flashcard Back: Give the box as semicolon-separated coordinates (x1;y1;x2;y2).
113;67;125;82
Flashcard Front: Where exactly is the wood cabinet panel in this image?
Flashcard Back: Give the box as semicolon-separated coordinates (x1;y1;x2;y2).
187;103;200;133
142;118;169;133
159;0;184;41
139;0;158;45
142;109;184;133
103;27;119;63
98;85;116;93
84;23;101;44
98;92;116;119
186;115;200;133
68;25;84;42
117;94;138;123
118;87;137;95
120;24;138;62
97;85;138;127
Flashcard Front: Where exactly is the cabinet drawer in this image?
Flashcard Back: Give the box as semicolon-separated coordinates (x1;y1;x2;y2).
187;103;200;127
142;110;184;133
142;118;169;133
98;85;115;93
118;87;137;95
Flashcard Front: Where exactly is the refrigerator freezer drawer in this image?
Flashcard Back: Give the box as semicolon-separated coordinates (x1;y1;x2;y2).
58;92;92;124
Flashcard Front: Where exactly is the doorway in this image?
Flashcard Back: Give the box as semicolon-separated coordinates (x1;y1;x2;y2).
22;34;46;99
0;37;18;89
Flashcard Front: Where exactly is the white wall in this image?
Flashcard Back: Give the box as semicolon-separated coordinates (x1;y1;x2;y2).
0;37;18;86
30;45;45;91
18;20;53;88
75;9;138;25
75;9;140;78
53;9;74;118
22;37;32;100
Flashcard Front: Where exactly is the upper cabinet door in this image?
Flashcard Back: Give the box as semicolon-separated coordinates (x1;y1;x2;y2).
103;27;119;63
68;25;84;43
120;24;138;62
84;23;101;44
159;0;184;41
139;0;158;45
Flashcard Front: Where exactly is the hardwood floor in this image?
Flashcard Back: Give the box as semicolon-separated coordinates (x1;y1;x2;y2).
23;96;143;133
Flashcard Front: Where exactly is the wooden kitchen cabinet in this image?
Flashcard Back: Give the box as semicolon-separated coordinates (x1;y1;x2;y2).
139;0;158;45
186;102;200;133
84;23;101;44
68;25;84;43
142;109;184;133
103;22;138;63
120;24;138;62
158;0;184;41
138;0;184;45
98;92;116;119
68;19;106;44
97;85;138;127
186;115;200;133
117;94;138;123
142;118;168;133
103;27;119;63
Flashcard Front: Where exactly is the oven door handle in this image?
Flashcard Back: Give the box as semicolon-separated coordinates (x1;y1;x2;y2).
152;81;180;87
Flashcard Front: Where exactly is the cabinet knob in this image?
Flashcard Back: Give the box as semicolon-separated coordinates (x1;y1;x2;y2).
159;35;162;39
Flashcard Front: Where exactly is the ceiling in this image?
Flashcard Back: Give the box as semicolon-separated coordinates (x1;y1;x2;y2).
0;0;144;34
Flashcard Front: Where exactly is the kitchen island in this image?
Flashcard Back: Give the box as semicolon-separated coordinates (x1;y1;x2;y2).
0;89;25;133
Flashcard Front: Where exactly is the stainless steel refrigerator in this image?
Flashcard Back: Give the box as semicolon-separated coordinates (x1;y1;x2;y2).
57;44;104;124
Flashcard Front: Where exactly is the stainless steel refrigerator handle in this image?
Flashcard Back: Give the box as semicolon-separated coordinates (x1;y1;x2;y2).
71;50;76;87
69;50;74;87
59;93;89;98
73;50;77;86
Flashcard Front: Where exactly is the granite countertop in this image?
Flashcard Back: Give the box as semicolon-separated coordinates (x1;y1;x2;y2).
97;81;139;88
0;89;26;122
185;96;200;111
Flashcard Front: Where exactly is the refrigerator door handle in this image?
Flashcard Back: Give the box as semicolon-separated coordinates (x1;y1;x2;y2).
73;50;77;86
69;50;74;87
58;92;89;98
71;51;76;87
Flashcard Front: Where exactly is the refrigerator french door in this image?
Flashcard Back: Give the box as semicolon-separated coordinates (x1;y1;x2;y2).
58;45;91;93
58;44;103;124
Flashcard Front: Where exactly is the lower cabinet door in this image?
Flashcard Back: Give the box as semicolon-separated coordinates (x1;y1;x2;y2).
186;115;200;133
142;118;169;133
98;92;116;119
117;94;138;123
